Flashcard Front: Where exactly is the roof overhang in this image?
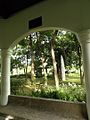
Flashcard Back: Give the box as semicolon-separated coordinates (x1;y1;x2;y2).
0;0;44;19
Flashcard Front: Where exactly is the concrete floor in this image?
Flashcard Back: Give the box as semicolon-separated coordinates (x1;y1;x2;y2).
0;104;87;120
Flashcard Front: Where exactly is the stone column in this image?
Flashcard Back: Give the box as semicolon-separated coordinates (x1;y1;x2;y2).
79;30;90;120
0;49;11;106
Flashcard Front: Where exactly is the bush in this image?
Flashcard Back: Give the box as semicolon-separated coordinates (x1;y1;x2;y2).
11;78;86;103
11;78;26;95
30;84;86;102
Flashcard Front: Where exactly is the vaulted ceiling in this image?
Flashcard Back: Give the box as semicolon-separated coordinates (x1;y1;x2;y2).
0;0;44;19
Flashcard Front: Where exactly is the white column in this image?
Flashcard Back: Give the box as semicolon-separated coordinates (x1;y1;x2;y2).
79;30;90;120
0;49;11;106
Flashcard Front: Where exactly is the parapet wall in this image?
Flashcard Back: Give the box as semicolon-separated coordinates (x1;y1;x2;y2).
8;95;88;119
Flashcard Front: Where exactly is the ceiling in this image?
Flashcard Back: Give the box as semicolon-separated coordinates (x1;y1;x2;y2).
0;0;44;19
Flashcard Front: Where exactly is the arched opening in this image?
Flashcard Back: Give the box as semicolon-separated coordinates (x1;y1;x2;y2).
10;28;86;103
0;0;90;119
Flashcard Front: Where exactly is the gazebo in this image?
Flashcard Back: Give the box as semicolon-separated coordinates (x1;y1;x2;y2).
0;0;90;119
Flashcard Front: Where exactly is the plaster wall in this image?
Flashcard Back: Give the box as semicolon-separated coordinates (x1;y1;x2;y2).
0;0;90;48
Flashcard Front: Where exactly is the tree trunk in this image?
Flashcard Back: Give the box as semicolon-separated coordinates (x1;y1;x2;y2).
29;35;35;82
78;46;85;84
51;31;59;89
60;55;66;81
80;65;85;85
41;54;48;86
25;54;28;80
31;53;35;81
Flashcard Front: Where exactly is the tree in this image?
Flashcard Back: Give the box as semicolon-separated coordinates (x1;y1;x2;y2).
29;34;35;82
11;29;83;88
60;55;66;81
11;44;26;75
56;30;84;84
76;42;84;84
51;30;59;89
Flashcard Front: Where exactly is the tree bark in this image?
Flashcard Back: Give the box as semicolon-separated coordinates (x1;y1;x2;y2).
41;54;48;86
51;31;59;89
60;55;66;81
29;35;35;82
78;45;85;84
31;53;35;81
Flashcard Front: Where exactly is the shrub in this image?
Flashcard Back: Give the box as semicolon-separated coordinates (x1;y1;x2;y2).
11;79;86;103
11;78;26;95
30;84;86;102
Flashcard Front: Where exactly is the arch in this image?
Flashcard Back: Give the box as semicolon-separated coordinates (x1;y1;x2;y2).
0;1;90;118
9;26;77;49
0;0;90;49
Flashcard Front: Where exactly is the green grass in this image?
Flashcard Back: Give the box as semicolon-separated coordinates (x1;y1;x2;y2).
47;73;81;86
65;73;81;84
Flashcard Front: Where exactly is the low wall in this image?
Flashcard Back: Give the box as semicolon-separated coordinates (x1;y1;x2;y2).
8;95;88;119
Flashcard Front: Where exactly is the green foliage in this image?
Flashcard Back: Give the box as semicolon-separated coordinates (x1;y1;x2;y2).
11;30;81;75
11;29;83;91
11;77;86;103
56;30;81;68
11;77;26;95
30;84;86;102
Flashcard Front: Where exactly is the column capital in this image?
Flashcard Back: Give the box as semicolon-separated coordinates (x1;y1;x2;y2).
78;29;90;44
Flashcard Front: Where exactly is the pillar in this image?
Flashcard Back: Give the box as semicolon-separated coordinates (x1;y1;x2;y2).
79;29;90;120
0;49;11;106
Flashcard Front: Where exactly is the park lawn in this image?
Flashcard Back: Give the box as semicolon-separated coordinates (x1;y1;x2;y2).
48;73;81;86
65;73;81;84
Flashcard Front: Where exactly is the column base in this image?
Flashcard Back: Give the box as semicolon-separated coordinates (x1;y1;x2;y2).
0;95;8;106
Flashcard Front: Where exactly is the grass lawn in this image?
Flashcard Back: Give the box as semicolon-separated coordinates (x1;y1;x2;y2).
65;73;81;84
48;73;81;86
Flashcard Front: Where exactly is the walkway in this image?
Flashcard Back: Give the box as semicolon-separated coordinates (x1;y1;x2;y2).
0;95;88;120
0;104;87;120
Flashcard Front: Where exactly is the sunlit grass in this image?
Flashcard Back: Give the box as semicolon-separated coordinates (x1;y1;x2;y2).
45;73;81;85
65;73;81;84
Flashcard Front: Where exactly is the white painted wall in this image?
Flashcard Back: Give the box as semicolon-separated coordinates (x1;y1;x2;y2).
0;0;90;48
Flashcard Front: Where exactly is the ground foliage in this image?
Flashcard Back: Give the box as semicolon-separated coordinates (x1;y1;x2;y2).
11;76;86;103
